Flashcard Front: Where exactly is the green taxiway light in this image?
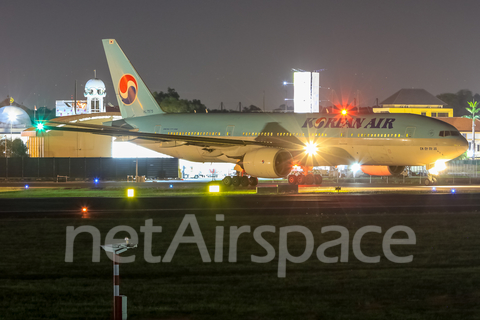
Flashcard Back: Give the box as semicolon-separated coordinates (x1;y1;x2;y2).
36;123;45;131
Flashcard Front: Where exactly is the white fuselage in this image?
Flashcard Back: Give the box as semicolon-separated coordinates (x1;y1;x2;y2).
122;112;468;167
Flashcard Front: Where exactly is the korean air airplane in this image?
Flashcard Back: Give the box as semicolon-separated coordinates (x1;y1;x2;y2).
45;39;468;186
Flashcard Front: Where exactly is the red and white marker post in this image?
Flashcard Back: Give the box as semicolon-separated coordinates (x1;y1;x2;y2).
101;238;137;320
113;253;122;320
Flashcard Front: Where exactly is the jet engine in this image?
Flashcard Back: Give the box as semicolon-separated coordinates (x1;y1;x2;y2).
243;148;293;178
360;165;405;176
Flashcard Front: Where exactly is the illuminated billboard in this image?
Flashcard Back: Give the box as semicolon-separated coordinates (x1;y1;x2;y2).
293;71;319;113
294;72;311;113
311;72;319;113
55;100;88;117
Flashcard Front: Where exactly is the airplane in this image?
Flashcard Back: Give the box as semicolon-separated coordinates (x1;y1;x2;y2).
38;39;468;187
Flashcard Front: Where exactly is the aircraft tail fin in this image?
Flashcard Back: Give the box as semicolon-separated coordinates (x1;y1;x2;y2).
102;39;164;118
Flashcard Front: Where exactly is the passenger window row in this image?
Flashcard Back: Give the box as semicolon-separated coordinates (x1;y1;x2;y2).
164;131;431;139
355;133;402;138
243;132;274;136
167;132;221;136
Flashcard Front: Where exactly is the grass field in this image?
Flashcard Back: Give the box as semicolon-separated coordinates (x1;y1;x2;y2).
1;210;480;319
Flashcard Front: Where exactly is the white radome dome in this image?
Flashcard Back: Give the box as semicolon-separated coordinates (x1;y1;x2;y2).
0;106;32;128
84;78;106;97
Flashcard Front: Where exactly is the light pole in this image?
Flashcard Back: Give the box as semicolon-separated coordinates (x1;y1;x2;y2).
101;238;137;320
7;113;17;157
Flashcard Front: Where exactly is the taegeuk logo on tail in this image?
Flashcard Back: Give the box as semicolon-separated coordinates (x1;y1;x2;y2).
118;74;138;105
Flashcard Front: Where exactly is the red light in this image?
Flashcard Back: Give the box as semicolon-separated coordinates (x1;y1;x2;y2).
82;207;88;213
341;109;347;115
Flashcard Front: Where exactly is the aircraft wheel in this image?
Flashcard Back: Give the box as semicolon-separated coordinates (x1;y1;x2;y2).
314;175;323;185
240;176;250;187
249;177;258;186
424;179;431;186
288;175;297;185
305;174;315;185
222;176;232;186
297;174;306;185
232;176;241;187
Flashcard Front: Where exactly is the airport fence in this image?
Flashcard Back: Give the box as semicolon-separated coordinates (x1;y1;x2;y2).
408;160;480;177
444;160;480;177
0;157;179;181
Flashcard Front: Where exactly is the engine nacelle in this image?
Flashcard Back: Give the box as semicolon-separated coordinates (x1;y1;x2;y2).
360;165;405;176
243;148;293;178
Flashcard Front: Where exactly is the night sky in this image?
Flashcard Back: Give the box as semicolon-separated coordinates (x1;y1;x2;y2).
1;0;480;111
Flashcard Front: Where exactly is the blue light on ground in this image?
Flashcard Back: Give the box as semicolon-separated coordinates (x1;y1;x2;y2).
451;189;456;194
25;185;29;189
169;184;173;188
94;178;99;184
432;187;436;191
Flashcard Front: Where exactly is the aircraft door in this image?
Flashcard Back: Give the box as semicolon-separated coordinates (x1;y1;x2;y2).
403;127;416;148
405;127;416;138
226;125;235;136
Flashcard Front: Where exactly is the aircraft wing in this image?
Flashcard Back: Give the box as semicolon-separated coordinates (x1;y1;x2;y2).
40;121;303;149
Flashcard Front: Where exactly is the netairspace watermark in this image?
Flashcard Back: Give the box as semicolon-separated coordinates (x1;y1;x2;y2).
65;214;416;278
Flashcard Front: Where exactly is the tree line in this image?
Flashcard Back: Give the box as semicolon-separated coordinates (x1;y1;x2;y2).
437;89;480;117
153;87;263;113
153;88;207;113
0;139;29;157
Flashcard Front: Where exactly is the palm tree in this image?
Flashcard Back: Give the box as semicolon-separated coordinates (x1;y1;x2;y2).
463;100;480;160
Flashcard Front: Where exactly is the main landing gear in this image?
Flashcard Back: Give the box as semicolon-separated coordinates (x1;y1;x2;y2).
288;166;323;185
222;175;258;187
288;173;323;185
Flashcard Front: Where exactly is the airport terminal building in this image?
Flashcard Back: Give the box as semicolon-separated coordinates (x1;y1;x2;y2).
373;88;453;118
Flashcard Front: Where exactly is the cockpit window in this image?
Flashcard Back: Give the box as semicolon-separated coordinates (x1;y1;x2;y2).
439;130;461;137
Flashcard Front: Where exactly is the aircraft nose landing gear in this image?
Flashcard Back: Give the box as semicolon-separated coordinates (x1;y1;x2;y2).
424;175;437;186
424;163;438;186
